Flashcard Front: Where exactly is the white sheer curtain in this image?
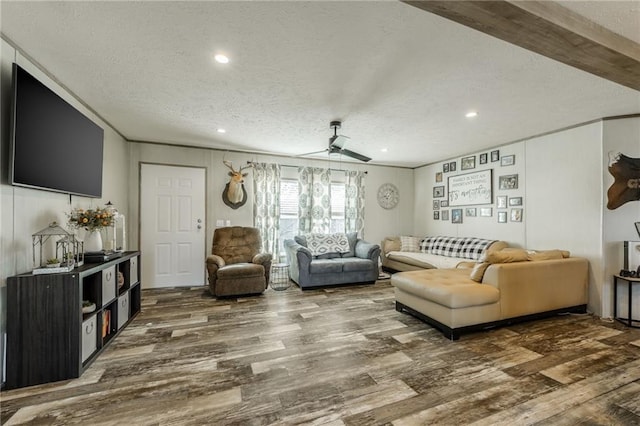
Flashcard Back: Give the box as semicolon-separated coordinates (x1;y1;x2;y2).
298;167;332;234
252;162;281;257
345;170;366;237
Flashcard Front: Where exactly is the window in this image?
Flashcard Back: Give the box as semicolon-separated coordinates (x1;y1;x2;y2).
330;183;345;234
279;179;299;251
278;179;346;252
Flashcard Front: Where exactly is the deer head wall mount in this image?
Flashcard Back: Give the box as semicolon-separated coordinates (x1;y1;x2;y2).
222;160;252;209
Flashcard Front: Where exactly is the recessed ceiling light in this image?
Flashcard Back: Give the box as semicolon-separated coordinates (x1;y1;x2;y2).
217;128;226;134
381;148;388;153
466;111;478;118
214;54;229;64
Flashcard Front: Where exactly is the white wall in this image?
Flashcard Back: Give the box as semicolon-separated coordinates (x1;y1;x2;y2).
414;118;640;317
0;39;130;386
128;142;415;260
602;117;640;320
526;122;603;314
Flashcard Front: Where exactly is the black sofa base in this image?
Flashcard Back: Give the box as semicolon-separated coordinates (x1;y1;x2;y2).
395;301;588;341
296;280;376;291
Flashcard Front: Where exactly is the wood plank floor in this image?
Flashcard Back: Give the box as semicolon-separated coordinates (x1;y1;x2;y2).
2;280;640;425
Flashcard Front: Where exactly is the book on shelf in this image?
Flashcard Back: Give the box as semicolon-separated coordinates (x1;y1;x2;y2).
102;310;111;338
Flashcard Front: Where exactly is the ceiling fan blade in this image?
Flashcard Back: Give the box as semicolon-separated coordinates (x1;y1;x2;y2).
298;148;328;157
331;147;371;162
329;134;350;149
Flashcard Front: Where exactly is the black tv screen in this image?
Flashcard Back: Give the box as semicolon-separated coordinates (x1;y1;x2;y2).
10;63;104;198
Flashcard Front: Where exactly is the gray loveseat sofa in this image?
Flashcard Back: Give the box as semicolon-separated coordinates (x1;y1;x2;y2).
284;232;380;289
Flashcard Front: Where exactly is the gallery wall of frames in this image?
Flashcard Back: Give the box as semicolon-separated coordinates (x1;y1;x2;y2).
431;148;523;225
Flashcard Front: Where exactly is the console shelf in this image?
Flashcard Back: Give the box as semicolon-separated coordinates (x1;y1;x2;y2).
6;251;141;390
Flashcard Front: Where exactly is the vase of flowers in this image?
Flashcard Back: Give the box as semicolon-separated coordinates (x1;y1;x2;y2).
68;207;115;253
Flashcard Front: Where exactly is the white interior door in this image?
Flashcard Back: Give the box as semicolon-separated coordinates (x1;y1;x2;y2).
141;164;206;288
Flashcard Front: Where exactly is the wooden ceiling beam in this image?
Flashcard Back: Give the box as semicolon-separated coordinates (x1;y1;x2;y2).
402;1;640;90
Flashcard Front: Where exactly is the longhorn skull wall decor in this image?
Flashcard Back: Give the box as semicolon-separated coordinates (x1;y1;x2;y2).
222;160;252;209
607;153;640;210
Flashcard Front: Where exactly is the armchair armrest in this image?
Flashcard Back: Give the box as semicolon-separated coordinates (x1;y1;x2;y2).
206;254;225;269
253;252;272;265
252;252;273;283
355;240;381;261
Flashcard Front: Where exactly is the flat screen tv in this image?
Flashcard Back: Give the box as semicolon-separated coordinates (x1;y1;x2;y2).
10;63;104;198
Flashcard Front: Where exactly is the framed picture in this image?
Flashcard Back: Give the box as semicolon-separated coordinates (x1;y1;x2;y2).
497;195;507;209
441;210;449;221
433;211;440;220
479;153;488;164
440;200;449;207
510;208;523;222
508;196;523;206
433;186;445;198
452;209;463;223
435;172;443;182
449;161;457;172
499;174;518;190
501;155;515;166
465;207;477;217
461;156;476;170
498;211;507;223
480;207;493;217
491;150;500;162
443;163;449;173
433;200;440;210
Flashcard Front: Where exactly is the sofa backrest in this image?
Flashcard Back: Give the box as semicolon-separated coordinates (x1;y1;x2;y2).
295;232;358;259
419;236;505;260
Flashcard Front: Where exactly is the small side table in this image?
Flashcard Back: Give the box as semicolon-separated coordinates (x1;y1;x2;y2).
613;274;640;328
270;263;291;291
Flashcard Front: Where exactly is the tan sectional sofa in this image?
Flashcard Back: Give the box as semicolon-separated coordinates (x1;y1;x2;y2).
381;235;508;271
392;249;589;340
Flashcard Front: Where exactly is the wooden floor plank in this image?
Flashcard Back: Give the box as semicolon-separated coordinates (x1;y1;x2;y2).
2;281;640;425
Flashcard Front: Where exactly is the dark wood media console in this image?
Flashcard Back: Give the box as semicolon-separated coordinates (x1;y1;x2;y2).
6;251;141;390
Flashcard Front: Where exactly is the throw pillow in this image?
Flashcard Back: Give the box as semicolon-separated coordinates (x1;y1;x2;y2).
400;236;421;252
527;249;567;261
470;262;490;282
341;232;358;258
305;233;350;256
481;248;529;264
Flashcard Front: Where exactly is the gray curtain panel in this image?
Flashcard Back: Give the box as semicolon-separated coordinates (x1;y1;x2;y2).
345;170;366;237
298;166;332;234
252;162;281;257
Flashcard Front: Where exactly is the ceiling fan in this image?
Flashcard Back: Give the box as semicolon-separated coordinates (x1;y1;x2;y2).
299;121;372;163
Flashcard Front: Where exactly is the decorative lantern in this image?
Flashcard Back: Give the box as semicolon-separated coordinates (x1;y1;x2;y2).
32;222;78;274
104;201;126;252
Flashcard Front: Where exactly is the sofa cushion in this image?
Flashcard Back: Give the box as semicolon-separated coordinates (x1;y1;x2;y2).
341;232;358;258
420;236;498;260
400;236;422;252
387;252;462;269
342;257;374;272
482;249;529;263
392;269;499;309
469;262;490;282
527;249;568;261
217;263;264;279
305;233;350;256
309;259;343;274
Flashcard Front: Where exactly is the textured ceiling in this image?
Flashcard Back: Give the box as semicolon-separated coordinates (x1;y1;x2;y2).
1;1;639;168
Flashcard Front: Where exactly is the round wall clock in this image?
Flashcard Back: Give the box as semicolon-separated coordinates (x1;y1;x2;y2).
377;183;399;209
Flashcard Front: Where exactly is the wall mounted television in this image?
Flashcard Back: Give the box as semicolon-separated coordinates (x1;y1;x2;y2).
10;63;104;198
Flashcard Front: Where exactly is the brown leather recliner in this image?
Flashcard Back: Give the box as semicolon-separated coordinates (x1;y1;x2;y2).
206;226;272;297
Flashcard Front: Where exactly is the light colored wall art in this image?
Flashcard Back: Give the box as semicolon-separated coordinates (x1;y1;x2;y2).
448;170;492;206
